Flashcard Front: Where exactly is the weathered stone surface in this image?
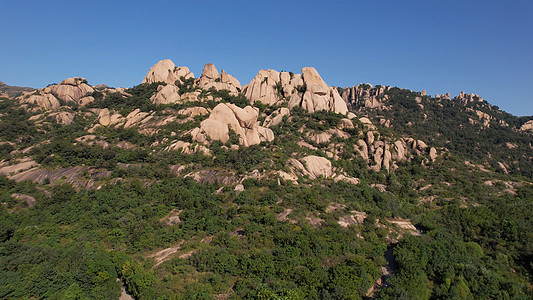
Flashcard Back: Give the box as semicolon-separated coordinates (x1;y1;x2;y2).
429;147;437;161
264;107;290;127
454;91;483;105
192;103;273;146
151;84;181;104
338;118;354;129
50;111;74;125
341;84;391;109
301;155;332;179
393;140;407;160
124;109;150;128
49;77;94;103
244;67;347;114
167;140;211;156
301;67;348;114
244;69;283;106
11;193;36;207
22;93;61;110
334;174;360;185
177;107;209;117
142;59;194;85
356;139;369;161
383;147;392;171
520;120;533;132
366;131;375;145
197;63;241;95
307;131;332;144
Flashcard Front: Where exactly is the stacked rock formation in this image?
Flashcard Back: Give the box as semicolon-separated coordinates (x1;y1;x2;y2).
142;59;194;85
19;77;95;110
196;63;242;95
340;84;391;109
454;91;483;105
190;103;274;147
243;67;348;115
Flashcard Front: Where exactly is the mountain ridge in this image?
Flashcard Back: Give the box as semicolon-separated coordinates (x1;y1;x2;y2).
0;59;531;299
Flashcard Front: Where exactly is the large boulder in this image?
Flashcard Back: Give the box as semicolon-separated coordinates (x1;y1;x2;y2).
301;155;333;179
191;103;274;147
301;67;348;114
21;93;61;110
244;69;285;106
151;84;181;104
49;77;94;103
264;107;290;127
142;59;194;85
520;120;533;132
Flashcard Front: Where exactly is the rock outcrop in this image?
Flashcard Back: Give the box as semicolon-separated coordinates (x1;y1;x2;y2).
244;69;303;106
454;91;483;105
18;77;94;110
299;67;348;114
341;84;391;109
263;107;290;127
243;67;347;115
190;103;274;147
520;120;533;132
21;93;61;110
301;155;333;178
196;63;241;95
49;77;94;103
142;59;194;85
151;84;181;104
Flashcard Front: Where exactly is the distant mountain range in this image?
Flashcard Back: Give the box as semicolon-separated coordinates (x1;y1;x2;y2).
0;81;35;98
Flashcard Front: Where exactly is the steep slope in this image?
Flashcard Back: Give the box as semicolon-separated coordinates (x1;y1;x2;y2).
341;84;533;178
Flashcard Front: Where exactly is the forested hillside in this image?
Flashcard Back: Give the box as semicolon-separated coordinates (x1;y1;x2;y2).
0;60;531;299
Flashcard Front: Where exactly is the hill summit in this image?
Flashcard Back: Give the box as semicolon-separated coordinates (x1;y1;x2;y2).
0;59;532;299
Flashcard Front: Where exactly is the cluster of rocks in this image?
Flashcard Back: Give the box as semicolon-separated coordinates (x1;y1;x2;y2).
197;63;242;95
10;59;443;175
434;92;451;100
17;77;128;111
283;155;359;184
340;84;391;109
466;107;493;127
142;59;194;85
355;123;438;172
520;120;533;132
148;61;242;104
190;103;274;147
243;67;348;114
454;91;483;105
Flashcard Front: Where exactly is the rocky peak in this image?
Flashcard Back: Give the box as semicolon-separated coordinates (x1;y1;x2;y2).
142;59;194;85
200;63;219;81
454;91;483;105
341;84;391;109
243;67;347;115
196;63;242;95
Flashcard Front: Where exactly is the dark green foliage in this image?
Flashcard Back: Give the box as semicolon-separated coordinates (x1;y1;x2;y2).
208;88;249;108
176;76;197;95
89;82;161;112
0;99;41;146
362;87;533;178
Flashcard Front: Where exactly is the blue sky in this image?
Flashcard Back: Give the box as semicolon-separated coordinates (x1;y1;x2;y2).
1;0;532;115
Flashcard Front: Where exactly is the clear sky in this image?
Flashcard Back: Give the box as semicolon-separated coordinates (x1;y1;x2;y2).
1;0;532;116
